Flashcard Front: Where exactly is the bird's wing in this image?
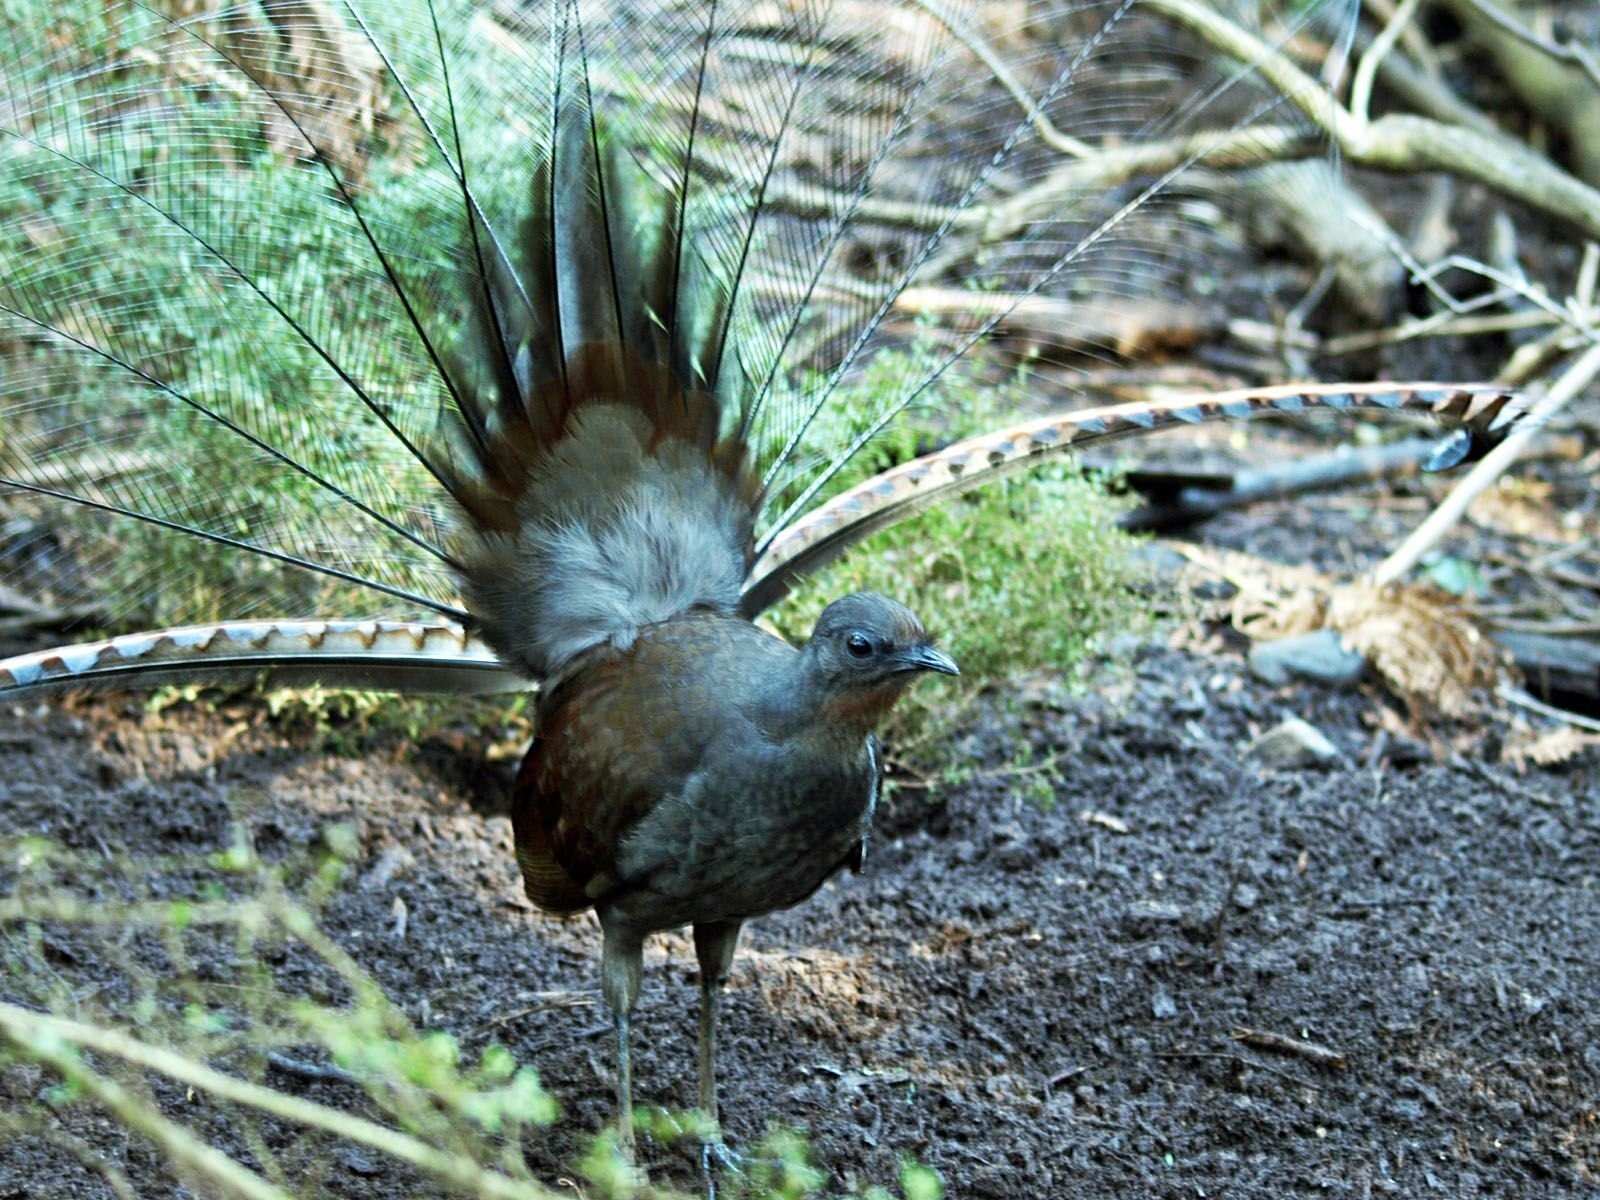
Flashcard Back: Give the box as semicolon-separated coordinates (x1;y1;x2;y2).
510;618;765;912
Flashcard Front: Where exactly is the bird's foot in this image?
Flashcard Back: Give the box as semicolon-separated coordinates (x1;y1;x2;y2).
699;1138;744;1200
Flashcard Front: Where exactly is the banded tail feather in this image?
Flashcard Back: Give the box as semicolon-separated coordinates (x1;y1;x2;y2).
1;382;1529;698
740;382;1526;613
0;619;514;697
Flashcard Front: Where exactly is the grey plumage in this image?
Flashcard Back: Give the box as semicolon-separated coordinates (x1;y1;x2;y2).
458;405;753;679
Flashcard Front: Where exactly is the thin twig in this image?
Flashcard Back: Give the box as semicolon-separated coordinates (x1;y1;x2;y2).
1352;0;1421;123
1361;0;1443;77
1318;306;1557;356
1411;255;1584;330
1230;1026;1348;1069
906;0;1092;157
1498;685;1600;734
1372;341;1600;586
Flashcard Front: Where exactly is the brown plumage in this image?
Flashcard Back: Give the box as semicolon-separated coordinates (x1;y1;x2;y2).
509;602;956;1161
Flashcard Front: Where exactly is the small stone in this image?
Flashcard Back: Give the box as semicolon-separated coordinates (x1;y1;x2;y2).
1390;1099;1426;1123
1130;543;1191;575
1125;900;1186;927
1080;809;1131;835
336;1147;381;1177
1248;629;1366;687
1247;718;1341;769
360;844;415;891
1151;988;1178;1019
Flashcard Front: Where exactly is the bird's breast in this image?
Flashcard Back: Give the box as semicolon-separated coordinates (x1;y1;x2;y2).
605;735;878;930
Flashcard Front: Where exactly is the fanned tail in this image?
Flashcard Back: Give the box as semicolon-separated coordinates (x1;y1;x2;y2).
432;19;764;681
11;0;1543;700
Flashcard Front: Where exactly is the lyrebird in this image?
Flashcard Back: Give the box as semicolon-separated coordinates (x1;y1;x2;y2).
0;0;1525;1175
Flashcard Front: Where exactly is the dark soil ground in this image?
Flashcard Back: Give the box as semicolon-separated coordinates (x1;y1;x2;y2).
5;56;1600;1189
2;503;1597;1200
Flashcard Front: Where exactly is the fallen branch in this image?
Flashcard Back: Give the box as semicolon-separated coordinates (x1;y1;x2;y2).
1491;631;1600;703
1117;436;1456;532
1145;0;1600;240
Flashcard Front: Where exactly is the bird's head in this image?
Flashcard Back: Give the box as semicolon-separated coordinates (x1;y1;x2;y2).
801;592;958;728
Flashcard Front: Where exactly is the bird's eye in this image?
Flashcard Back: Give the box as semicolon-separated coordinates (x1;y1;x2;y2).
846;633;873;658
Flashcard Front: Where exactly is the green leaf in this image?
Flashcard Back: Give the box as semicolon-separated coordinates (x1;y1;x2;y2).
901;1161;944;1200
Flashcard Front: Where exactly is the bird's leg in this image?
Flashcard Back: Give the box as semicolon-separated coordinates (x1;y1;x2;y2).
692;920;743;1183
600;921;645;1163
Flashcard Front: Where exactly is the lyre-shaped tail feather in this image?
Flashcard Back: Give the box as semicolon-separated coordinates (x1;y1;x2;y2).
1;379;1531;699
0;620;517;698
739;382;1528;615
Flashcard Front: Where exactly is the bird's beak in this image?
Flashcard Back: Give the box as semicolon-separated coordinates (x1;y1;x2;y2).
895;643;960;677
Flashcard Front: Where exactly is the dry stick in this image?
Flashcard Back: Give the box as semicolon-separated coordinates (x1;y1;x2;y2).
0;1003;566;1200
1319;308;1559;356
1351;0;1421;123
1361;0;1441;74
0;1017;293;1200
0;895;262;927
1116;437;1457;532
1498;685;1600;734
1440;0;1600;185
1231;1026;1348;1069
1352;23;1500;137
1143;0;1600;241
905;0;1092;158
1372;341;1600;587
1451;0;1600;93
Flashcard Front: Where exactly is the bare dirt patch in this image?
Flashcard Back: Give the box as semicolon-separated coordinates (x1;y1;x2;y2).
2;614;1595;1197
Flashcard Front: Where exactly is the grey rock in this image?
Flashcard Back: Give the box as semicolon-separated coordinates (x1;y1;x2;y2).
1248;628;1366;687
1247;717;1341;769
1124;900;1186;927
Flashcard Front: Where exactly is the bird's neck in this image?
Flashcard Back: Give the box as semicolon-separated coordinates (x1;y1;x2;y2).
761;654;910;742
